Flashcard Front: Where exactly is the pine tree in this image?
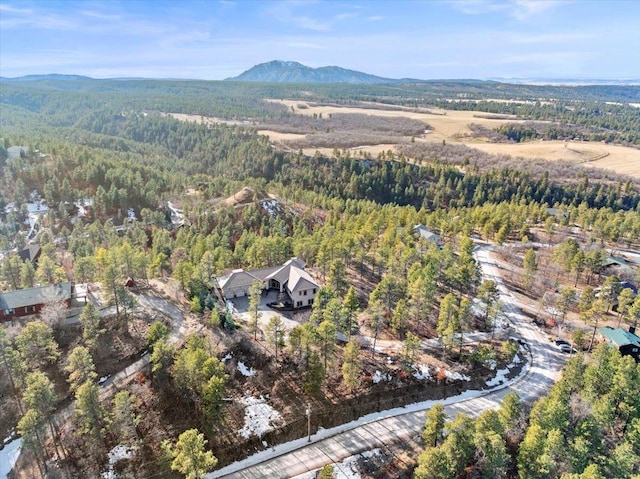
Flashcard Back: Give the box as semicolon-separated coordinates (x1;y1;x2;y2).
112;390;141;445
78;302;103;351
15;321;60;369
170;428;217;479
342;338;361;391
75;380;107;438
248;280;263;341
65;346;97;393
423;403;446;448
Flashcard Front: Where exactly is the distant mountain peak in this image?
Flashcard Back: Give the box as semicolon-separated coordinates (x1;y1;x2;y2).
0;73;94;82
226;60;398;84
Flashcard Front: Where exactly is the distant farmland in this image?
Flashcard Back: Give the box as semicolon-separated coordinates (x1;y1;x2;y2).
170;100;640;179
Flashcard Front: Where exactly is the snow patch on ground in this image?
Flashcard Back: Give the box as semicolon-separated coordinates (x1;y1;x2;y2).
412;365;470;382
221;352;233;363
413;364;431;380
290;471;316;479
0;438;21;479
261;200;279;217
336;448;383;479
485;353;522;387
237;361;256;377
471;298;485;317
207;345;532;479
445;370;471;382
238;394;283;439
372;370;392;384
102;445;135;479
291;448;384;479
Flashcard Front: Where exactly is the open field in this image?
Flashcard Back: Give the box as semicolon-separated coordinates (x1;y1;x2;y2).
256;130;306;142
267;99;522;140
469;140;640;176
165;112;249;126
168;101;640;179
297;143;398;158
266;100;640;178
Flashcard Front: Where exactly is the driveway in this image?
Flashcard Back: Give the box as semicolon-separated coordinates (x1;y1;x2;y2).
228;290;304;340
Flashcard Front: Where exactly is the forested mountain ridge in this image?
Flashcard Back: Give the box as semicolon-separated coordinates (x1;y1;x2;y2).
2;74;639;104
226;60;398;83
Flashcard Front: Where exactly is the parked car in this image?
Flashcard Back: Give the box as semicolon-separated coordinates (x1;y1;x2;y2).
554;339;570;346
558;343;577;354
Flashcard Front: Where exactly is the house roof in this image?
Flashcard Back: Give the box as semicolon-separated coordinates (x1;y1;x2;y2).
265;258;316;291
249;265;282;282
218;270;261;291
598;326;640;348
18;244;41;263
218;257;317;295
0;282;72;310
413;224;438;242
287;267;318;293
620;281;638;296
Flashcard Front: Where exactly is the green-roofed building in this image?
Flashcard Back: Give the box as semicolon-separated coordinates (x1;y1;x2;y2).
598;326;640;362
0;282;72;323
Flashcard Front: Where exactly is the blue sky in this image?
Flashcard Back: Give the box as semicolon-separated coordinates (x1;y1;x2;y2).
1;0;639;80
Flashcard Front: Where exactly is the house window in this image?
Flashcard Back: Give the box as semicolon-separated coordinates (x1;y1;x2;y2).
308;299;314;306
313;288;317;294
4;308;15;315
299;291;302;296
25;306;36;313
303;290;307;296
296;301;303;307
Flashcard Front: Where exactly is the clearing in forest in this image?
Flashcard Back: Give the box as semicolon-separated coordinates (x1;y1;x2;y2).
266;99;640;179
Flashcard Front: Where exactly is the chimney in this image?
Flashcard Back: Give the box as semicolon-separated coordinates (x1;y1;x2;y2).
630;326;636;335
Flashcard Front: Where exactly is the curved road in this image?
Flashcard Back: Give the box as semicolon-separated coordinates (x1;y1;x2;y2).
208;246;567;478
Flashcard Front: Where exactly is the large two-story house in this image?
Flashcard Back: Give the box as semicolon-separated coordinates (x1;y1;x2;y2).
218;258;319;309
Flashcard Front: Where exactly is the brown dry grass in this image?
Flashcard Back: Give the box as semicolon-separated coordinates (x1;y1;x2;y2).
167;101;640;179
266;100;640;179
256;130;306;143
267;99;522;141
222;186;258;206
165;112;248;127
468;140;640;176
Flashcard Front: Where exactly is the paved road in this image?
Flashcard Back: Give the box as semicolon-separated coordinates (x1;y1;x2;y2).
208;246;567;479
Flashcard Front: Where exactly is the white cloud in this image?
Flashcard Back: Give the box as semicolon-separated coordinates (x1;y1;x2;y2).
335;12;357;21
448;0;565;21
265;2;331;31
512;0;562;20
80;9;122;21
510;32;593;44
0;3;32;14
447;0;506;15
